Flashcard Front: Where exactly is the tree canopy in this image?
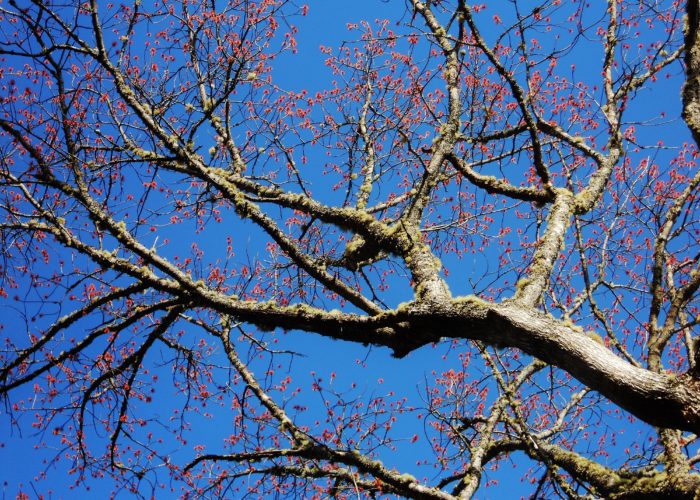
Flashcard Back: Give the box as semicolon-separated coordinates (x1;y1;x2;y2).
1;0;700;498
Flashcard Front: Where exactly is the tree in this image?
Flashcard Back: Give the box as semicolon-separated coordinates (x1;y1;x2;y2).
1;0;699;497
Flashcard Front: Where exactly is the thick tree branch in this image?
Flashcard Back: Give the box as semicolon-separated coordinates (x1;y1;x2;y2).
683;0;700;145
513;191;573;306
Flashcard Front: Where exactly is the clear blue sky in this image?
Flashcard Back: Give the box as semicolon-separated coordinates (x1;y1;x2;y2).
0;0;690;498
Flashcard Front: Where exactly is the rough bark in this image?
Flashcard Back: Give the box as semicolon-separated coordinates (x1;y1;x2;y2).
222;296;700;434
684;0;700;144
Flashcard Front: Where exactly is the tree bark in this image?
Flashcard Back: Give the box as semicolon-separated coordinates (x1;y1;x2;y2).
229;296;700;435
404;301;700;435
683;0;700;144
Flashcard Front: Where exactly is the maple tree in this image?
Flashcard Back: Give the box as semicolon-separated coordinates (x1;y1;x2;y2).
1;0;700;497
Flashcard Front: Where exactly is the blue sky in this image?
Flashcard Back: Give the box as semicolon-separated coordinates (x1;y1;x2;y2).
0;0;693;498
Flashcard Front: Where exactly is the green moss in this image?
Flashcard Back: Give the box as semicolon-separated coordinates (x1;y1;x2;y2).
561;318;584;333
288;303;326;319
257;300;278;310
565;452;619;488
614;471;669;496
452;295;487;307
514;277;531;293
574;187;599;213
344;235;365;254
413;281;427;300
398;473;417;484
395;300;414;313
